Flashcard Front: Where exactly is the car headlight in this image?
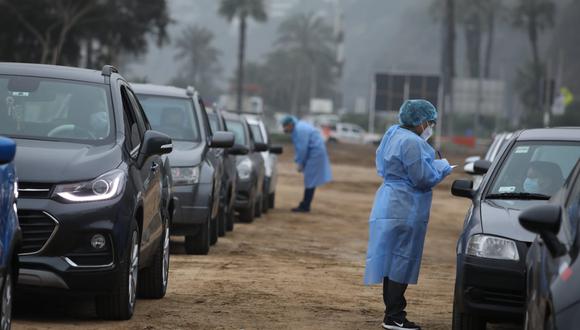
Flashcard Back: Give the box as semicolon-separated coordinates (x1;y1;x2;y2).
171;166;200;185
237;158;252;180
54;169;126;203
467;234;519;261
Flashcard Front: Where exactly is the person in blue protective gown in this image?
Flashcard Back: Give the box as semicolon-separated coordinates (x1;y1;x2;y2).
281;116;332;212
364;100;452;330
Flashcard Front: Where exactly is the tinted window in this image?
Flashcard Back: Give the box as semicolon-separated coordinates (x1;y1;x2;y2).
226;120;247;145
249;123;264;143
208;113;220;133
488;142;580;197
0;75;112;143
136;95;201;142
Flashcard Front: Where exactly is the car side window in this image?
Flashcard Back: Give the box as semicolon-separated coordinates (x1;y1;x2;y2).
568;179;580;242
125;89;149;134
120;87;141;154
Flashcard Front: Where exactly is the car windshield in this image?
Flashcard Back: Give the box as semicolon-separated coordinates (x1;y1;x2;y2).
0;75;113;143
249;123;264;143
487;142;580;199
136;95;201;142
208;113;220;133
226;120;247;146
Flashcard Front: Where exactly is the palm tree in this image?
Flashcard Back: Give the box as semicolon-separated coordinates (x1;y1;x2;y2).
218;0;267;113
275;12;337;114
174;24;222;93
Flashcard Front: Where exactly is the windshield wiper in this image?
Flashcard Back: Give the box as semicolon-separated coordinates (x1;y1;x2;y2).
486;192;551;200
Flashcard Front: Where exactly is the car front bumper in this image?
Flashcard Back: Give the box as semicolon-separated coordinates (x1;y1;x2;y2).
455;252;527;322
170;183;212;235
234;179;253;210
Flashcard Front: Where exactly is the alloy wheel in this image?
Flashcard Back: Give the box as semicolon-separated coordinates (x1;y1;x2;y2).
128;231;139;309
162;224;170;288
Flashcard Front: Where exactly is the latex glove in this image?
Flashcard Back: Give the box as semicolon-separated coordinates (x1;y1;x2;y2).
297;164;304;173
433;158;452;177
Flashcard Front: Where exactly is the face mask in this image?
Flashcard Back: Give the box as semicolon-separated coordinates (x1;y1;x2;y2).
420;123;433;141
523;178;540;193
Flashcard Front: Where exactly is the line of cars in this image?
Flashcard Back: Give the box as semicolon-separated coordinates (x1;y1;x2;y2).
451;127;580;329
0;62;282;326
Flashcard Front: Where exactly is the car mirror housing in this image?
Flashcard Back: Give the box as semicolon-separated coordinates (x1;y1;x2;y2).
0;137;16;164
228;144;249;156
473;160;492;175
254;142;268;152
451;180;474;199
210;131;235;149
140;130;173;157
519;204;566;257
269;145;283;155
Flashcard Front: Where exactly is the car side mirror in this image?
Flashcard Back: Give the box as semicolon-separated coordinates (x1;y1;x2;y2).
519;204;566;257
473;160;492;175
254;142;268;152
269;145;283;155
0;137;16;164
451;180;474;199
465;156;481;164
210;131;235;148
141;130;173;156
228;144;249;156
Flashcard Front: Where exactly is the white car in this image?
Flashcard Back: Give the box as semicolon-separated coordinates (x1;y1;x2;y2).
464;132;514;189
327;123;381;145
244;115;283;212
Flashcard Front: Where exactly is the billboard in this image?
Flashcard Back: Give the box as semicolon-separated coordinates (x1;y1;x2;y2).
374;73;440;111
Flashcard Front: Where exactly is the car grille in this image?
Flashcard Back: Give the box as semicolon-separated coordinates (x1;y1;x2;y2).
18;182;53;199
18;210;58;254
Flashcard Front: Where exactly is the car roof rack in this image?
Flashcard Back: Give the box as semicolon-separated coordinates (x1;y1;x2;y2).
186;86;195;97
101;65;119;77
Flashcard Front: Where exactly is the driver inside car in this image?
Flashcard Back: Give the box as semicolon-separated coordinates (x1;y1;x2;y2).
523;161;564;196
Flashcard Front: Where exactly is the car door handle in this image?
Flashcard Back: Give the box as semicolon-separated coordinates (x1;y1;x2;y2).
151;162;159;173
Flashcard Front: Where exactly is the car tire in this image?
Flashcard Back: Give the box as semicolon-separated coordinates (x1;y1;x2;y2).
218;202;227;237
238;191;255;223
210;216;218;246
269;193;276;209
226;188;235;232
1;265;13;330
255;193;263;218
451;284;485;330
96;220;140;320
137;215;170;299
262;193;269;214
184;219;210;255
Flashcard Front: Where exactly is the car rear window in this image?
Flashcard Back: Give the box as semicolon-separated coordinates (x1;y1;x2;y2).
0;75;113;143
136;94;201;142
226;120;247;146
488;142;580;198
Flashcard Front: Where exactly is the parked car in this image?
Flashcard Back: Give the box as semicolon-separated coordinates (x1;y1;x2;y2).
0;137;21;329
464;132;514;190
519;159;580;330
207;107;247;233
133;84;234;255
222;112;267;223
325;122;381;145
451;128;580;329
0;63;174;320
244;114;283;212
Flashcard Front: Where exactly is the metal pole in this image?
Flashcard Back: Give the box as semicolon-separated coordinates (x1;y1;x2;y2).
369;78;376;134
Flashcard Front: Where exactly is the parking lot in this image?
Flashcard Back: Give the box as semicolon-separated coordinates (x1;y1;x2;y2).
9;143;518;329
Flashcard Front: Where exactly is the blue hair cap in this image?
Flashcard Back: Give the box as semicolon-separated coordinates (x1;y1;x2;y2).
398;99;438;127
281;115;297;126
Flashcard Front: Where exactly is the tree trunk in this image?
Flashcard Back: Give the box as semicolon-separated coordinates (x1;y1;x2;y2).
442;0;456;136
236;15;247;114
483;9;495;78
528;12;543;123
309;62;318;104
464;11;482;78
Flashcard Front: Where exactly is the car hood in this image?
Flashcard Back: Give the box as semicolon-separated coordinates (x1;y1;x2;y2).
480;199;548;242
166;141;204;167
14;139;122;183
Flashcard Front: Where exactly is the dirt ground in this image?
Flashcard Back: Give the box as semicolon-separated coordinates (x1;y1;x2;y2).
13;143;520;329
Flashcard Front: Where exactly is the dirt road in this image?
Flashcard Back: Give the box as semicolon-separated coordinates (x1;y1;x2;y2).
13;144;516;329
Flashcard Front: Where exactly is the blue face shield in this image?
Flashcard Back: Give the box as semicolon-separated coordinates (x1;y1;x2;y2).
523;177;540;193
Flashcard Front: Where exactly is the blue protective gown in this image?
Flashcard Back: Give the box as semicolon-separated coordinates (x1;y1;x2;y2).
364;125;451;285
292;121;333;188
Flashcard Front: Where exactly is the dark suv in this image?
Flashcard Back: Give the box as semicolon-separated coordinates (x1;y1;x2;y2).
222;112;267;223
133;84;234;255
0;63;174;320
207;107;248;234
451;128;580;329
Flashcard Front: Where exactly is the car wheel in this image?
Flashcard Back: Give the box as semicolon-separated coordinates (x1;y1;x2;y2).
545;313;555;330
1;268;13;330
218;202;227;237
451;285;485;330
262;193;269;214
269;192;276;209
255;194;263;218
96;220;139;320
137;216;170;299
238;190;255;223
226;188;235;232
210;215;218;246
184;219;210;255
